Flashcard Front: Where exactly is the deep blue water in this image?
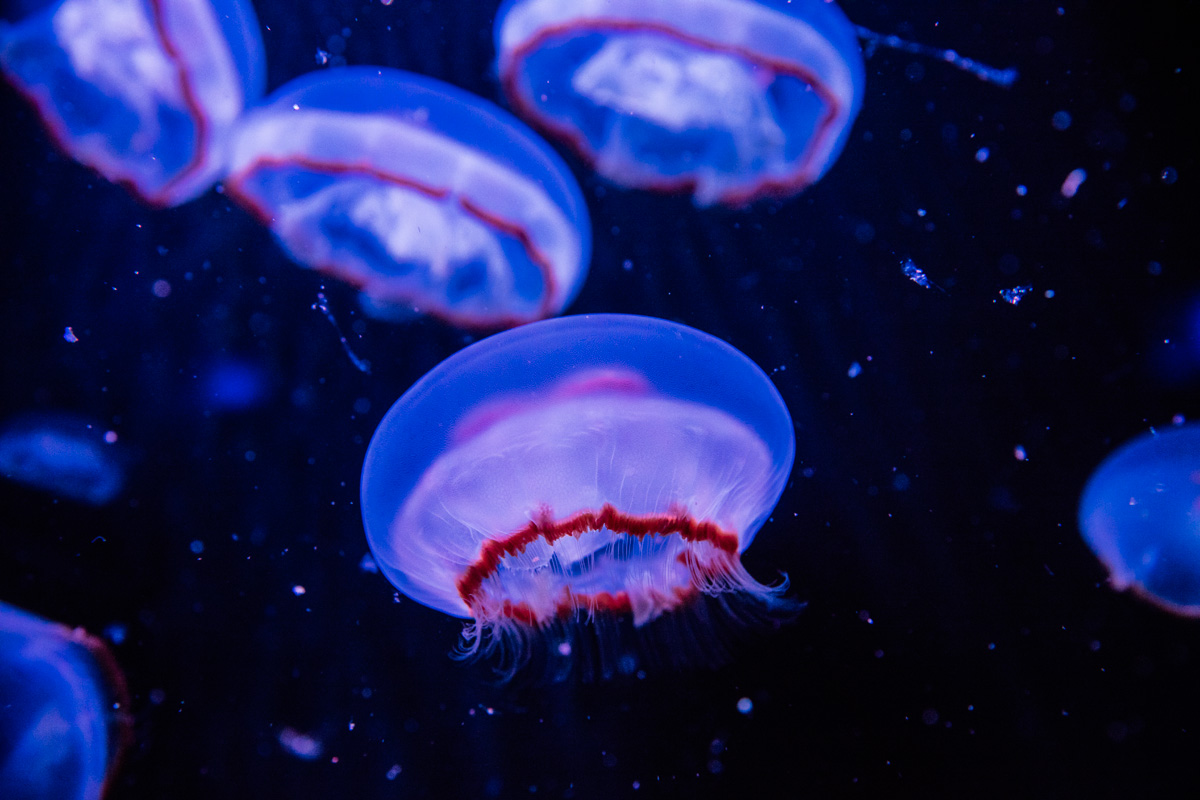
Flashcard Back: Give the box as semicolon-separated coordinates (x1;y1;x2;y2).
1;1;1196;797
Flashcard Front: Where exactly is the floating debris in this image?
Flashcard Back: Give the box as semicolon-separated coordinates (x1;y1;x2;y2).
901;258;945;292
999;285;1033;305
313;291;371;374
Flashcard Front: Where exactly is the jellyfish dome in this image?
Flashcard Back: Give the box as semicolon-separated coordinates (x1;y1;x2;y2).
0;413;124;506
495;0;865;206
361;314;795;667
1078;425;1200;617
0;602;130;800
225;67;591;329
0;0;266;206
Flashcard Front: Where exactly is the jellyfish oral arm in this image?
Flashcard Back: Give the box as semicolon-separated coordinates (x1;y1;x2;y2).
456;503;743;626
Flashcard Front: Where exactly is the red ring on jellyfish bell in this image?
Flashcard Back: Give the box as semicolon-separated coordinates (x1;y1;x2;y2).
4;0;214;207
223;155;561;329
456;502;741;620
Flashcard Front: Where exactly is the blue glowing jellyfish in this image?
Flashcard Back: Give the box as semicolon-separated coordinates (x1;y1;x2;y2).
1078;425;1200;616
0;0;265;206
0;602;130;800
225;67;591;329
495;0;865;206
361;314;795;667
0;413;124;505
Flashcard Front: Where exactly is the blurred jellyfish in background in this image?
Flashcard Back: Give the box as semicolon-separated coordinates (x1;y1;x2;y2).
0;0;265;206
0;413;124;506
0;601;131;800
1078;425;1200;617
194;357;272;413
225;67;592;329
1148;292;1200;384
495;0;866;206
361;315;795;677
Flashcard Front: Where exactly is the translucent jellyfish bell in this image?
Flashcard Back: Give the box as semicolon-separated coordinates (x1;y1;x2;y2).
0;602;131;800
0;413;124;506
361;314;796;673
1078;425;1200;617
0;0;266;206
495;0;865;206
225;67;591;329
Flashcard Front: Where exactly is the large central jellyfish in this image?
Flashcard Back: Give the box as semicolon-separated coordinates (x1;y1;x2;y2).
361;314;795;674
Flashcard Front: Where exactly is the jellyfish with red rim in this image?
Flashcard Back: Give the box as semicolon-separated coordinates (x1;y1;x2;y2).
361;314;795;674
0;601;131;800
225;67;591;330
0;0;265;206
1078;425;1200;617
495;0;865;206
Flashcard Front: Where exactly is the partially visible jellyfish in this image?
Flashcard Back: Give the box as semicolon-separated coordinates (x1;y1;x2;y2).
0;601;131;800
0;0;265;206
0;413;124;506
1078;425;1200;616
361;314;795;675
225;67;591;329
495;0;866;206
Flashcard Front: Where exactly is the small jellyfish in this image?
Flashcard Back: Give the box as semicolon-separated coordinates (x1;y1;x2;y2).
0;413;124;505
361;314;795;674
495;0;866;206
0;602;131;800
1078;425;1200;616
0;0;265;206
225;67;591;329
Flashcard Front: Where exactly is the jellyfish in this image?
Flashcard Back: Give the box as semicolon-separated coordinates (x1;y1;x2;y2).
1078;425;1200;616
360;314;795;674
495;0;866;206
0;0;265;206
0;413;124;506
224;67;591;330
0;602;131;800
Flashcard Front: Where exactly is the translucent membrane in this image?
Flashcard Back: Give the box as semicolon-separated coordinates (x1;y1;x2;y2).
226;67;591;329
1078;425;1200;617
0;0;265;206
495;0;865;206
0;413;124;506
0;602;130;800
361;314;795;649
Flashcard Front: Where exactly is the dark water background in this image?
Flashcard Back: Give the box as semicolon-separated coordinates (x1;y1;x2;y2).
1;0;1195;796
